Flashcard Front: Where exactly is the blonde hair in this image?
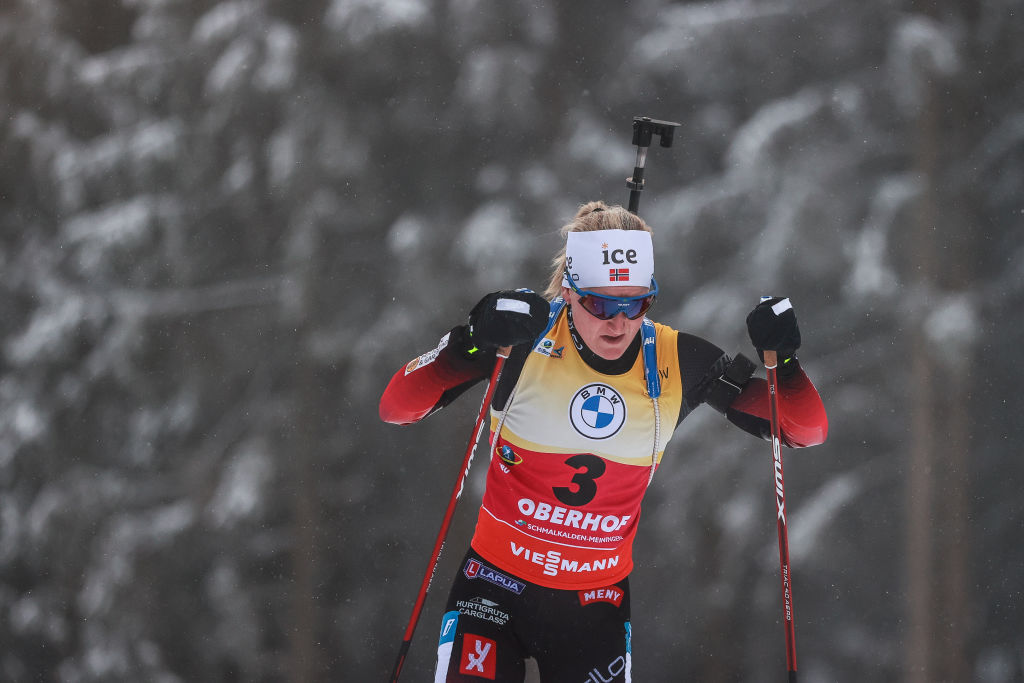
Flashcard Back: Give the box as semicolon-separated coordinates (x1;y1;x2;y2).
543;201;654;300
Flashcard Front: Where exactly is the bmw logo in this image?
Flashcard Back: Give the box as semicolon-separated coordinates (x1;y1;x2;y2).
569;383;626;439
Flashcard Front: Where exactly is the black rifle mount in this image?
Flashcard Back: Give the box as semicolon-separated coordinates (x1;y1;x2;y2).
627;116;681;214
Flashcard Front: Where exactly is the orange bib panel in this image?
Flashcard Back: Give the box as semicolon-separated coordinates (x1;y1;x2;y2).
470;311;683;590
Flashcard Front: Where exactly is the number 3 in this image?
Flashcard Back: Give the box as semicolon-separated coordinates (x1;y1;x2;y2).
552;453;605;506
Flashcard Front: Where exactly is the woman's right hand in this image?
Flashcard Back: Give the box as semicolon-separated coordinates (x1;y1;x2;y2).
467;289;550;352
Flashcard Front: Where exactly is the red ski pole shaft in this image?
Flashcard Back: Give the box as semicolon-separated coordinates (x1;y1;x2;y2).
389;346;511;683
764;349;798;683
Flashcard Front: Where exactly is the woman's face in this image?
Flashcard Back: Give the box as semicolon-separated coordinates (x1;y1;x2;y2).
562;284;651;360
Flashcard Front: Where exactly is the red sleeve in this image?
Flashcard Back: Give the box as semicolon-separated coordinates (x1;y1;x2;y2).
728;368;828;448
379;331;494;425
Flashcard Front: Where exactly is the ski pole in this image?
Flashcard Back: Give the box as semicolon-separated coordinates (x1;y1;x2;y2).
764;347;798;683
389;345;511;683
626;116;680;214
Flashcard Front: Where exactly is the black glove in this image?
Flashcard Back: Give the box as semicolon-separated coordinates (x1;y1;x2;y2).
466;289;550;353
746;296;801;376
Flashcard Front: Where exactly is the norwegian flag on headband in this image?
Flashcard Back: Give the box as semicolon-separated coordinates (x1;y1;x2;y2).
609;268;630;282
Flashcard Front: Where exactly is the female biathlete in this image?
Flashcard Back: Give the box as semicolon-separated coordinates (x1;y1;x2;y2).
380;201;828;682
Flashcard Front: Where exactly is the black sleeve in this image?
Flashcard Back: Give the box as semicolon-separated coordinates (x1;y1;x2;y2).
724;405;771;441
675;332;730;427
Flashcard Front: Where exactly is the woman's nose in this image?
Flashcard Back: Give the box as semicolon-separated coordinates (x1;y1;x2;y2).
607;312;630;328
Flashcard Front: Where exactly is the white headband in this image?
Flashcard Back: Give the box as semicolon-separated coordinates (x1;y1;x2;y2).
563;229;655;290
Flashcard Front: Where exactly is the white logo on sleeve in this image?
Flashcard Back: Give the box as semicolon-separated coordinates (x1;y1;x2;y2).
569;383;626;439
466;639;491;671
458;634;497;678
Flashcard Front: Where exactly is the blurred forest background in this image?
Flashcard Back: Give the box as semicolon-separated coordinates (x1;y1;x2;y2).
1;0;1022;681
